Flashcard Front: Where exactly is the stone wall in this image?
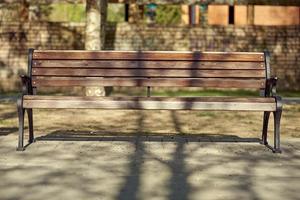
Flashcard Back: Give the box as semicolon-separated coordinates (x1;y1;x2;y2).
0;22;85;91
105;23;300;90
0;21;299;91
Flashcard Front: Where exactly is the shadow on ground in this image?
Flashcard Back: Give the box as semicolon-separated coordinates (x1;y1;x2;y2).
0;110;299;200
36;130;261;143
0;127;18;136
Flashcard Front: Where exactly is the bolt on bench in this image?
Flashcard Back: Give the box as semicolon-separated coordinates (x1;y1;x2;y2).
17;49;282;153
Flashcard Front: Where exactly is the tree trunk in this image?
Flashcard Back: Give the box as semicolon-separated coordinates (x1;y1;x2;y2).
128;3;143;23
20;0;29;21
247;5;255;25
85;0;107;96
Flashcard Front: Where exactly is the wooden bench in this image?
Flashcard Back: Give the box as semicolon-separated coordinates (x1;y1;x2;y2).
17;49;282;153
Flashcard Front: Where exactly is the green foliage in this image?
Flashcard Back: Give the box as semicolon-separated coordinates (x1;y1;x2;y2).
45;3;85;22
45;3;124;23
107;3;125;22
154;5;181;25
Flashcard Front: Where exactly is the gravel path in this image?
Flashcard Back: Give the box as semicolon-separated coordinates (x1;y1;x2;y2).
0;132;299;200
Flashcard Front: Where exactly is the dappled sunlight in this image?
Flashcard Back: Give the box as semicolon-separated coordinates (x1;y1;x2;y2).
0;132;300;199
0;102;300;199
0;0;299;199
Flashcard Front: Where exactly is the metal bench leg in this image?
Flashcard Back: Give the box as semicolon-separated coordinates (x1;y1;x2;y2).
17;99;25;151
27;108;34;143
272;96;283;153
261;111;270;145
273;109;282;153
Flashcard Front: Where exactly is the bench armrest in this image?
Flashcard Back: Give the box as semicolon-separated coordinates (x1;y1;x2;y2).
19;75;31;95
266;76;278;97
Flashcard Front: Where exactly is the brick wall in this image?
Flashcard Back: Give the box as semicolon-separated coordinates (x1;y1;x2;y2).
0;22;299;91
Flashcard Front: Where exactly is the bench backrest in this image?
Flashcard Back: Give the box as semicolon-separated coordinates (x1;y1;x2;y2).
29;50;269;93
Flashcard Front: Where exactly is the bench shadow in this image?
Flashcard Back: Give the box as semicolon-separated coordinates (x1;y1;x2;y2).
33;128;261;200
35;130;261;144
0;127;18;136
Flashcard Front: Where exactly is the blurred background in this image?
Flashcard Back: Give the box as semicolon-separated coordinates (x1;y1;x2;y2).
0;0;299;93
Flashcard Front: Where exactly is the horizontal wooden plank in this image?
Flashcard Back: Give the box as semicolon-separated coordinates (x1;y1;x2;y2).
33;51;265;61
32;77;266;88
32;68;265;78
24;96;276;103
23;96;276;111
33;60;265;70
23;100;276;111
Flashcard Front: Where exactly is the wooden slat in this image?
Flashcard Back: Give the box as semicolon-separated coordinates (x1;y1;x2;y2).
33;60;265;70
33;51;264;61
23;95;276;103
23;96;276;111
32;77;266;88
32;68;265;78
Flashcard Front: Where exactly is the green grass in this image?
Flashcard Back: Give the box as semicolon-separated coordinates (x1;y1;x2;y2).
196;112;217;117
114;88;300;97
151;89;259;97
277;91;300;97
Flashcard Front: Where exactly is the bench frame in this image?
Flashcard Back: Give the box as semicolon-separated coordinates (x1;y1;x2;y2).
17;49;282;153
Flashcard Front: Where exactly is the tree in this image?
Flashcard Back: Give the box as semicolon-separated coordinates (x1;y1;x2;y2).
85;0;107;96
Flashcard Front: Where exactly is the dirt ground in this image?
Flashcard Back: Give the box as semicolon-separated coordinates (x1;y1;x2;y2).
0;102;300;200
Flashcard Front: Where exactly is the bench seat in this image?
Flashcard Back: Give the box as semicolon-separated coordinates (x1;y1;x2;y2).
23;95;276;111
